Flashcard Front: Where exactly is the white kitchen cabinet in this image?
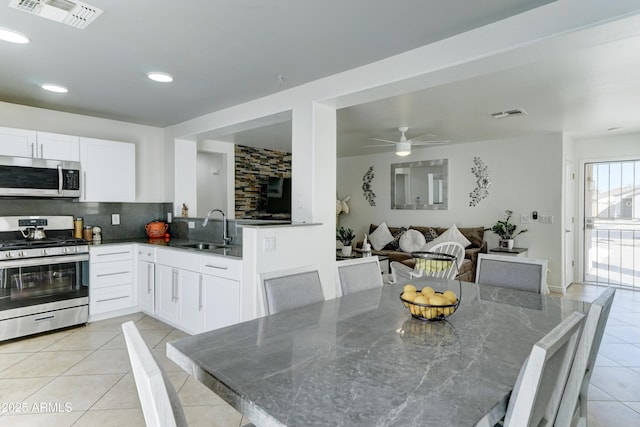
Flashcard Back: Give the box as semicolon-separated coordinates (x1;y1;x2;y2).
153;248;241;334
175;268;201;334
89;244;136;319
201;274;240;331
0;128;79;160
137;246;156;315
155;263;200;333
79;137;135;202
36;132;80;161
0;127;36;157
155;264;179;324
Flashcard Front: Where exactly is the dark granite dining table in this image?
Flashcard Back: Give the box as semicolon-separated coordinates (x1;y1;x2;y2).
167;278;588;426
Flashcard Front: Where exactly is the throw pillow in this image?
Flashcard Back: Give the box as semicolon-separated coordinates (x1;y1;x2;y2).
409;226;439;243
399;229;426;253
368;222;394;251
384;226;407;250
423;224;471;251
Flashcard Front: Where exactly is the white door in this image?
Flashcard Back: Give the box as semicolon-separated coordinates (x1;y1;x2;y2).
154;265;178;323
80;137;135;202
176;268;201;334
564;160;576;289
0;127;36;157
138;260;154;314
201;274;240;332
583;160;640;289
37;132;80;161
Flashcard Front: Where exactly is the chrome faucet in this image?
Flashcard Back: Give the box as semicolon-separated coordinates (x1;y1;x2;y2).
202;208;231;245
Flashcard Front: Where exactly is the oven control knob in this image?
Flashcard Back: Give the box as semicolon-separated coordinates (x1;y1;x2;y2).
63;247;68;254
18;251;26;257
42;249;48;255
5;251;12;258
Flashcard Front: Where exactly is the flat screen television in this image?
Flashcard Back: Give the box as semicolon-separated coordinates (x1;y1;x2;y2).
266;177;291;214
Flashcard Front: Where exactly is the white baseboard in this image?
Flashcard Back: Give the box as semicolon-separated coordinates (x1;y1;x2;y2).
547;284;565;294
89;306;140;323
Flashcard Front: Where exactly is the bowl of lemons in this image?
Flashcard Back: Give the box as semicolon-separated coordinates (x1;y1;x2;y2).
399;284;459;321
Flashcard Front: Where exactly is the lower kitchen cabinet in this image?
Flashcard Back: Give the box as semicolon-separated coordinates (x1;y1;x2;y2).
138;261;155;314
201;274;240;331
154;260;204;334
155;264;179;324
153;247;241;334
89;244;135;319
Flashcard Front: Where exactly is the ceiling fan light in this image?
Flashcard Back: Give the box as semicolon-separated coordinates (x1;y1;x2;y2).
395;142;411;156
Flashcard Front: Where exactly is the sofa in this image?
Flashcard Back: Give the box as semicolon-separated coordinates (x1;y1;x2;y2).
356;224;487;282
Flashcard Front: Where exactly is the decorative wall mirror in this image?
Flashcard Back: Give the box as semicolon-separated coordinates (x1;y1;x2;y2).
391;159;448;210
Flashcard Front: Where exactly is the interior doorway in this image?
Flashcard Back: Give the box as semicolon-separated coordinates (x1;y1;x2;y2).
583;160;640;289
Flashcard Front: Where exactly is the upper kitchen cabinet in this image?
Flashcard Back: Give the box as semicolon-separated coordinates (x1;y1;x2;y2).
36;132;80;161
0;127;37;157
80;137;135;202
0;128;79;161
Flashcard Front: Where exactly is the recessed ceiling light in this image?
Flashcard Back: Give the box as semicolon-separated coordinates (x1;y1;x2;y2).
147;72;173;83
41;84;68;93
0;27;30;44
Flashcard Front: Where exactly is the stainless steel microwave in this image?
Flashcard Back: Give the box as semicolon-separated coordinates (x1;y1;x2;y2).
0;155;81;198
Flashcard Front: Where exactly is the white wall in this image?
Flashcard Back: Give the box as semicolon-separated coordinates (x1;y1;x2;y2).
174;139;197;217
0;101;166;202
242;224;330;319
196;151;226;217
198;140;236;219
337;134;565;287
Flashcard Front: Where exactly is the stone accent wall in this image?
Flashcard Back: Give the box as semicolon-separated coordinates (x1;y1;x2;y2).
235;145;291;219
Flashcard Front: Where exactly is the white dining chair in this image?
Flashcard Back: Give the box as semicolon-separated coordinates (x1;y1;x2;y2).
122;321;188;427
503;311;585;426
260;265;324;315
390;241;465;283
555;288;616;427
476;254;549;294
335;256;383;296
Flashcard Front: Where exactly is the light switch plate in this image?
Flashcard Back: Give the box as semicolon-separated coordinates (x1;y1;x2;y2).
111;213;120;225
520;215;531;224
264;236;276;252
188;221;195;229
540;215;554;224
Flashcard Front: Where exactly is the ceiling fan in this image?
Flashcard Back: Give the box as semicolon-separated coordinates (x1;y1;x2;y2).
368;126;449;156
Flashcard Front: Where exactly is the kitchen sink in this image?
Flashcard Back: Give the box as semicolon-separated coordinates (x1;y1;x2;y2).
178;242;232;251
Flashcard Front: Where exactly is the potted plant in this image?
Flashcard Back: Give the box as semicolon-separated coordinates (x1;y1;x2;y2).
487;210;527;249
336;226;356;256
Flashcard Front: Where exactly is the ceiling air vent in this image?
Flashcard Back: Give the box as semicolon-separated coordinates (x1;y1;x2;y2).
489;108;528;119
9;0;103;29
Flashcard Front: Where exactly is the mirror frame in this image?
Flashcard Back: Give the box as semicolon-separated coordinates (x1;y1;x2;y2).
390;159;448;210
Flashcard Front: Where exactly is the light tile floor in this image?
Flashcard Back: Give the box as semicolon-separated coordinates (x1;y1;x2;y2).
0;311;252;426
0;284;637;426
556;284;640;427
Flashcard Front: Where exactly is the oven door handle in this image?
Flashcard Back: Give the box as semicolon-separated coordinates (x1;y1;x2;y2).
0;253;89;269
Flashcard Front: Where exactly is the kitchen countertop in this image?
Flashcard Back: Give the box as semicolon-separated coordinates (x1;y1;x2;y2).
88;237;243;259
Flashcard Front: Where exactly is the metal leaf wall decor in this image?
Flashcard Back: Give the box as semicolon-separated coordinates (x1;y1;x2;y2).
362;166;376;206
469;157;490;207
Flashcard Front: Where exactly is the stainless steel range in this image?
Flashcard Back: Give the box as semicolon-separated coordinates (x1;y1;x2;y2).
0;216;89;341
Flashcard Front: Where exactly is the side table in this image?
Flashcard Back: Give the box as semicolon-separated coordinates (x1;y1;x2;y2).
336;251;390;274
489;247;529;257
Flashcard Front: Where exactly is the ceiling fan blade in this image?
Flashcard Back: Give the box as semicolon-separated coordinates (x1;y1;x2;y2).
412;140;450;146
409;132;436;141
365;144;396;148
368;137;397;144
